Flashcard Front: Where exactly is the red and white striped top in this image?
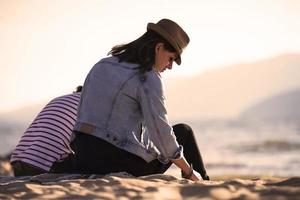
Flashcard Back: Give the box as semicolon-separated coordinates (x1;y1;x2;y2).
10;92;80;171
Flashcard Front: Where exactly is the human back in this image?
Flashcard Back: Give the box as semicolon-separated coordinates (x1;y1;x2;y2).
75;56;140;130
74;56;167;162
10;88;81;176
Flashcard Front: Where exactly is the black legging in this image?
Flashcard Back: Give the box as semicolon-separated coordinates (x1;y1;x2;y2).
173;124;208;179
69;123;209;179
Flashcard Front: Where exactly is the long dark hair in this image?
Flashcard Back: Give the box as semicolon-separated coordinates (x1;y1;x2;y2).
108;30;176;73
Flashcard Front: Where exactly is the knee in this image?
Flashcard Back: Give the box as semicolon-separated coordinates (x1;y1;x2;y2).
173;123;194;137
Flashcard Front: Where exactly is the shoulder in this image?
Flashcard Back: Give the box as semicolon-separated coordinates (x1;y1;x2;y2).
144;70;162;82
91;56;118;69
94;56;139;70
142;70;163;92
50;93;80;105
56;92;80;99
98;56;119;64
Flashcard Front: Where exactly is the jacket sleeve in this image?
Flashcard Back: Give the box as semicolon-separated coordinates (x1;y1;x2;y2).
138;71;183;163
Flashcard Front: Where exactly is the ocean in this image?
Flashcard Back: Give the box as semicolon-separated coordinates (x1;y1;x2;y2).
1;119;300;177
182;119;300;177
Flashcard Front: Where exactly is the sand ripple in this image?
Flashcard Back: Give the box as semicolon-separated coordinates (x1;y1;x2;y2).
0;173;299;200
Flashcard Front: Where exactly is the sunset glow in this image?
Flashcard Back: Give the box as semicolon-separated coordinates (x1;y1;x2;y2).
1;0;300;112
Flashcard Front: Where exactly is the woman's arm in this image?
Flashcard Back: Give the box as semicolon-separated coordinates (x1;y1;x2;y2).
139;72;183;163
172;157;202;181
139;72;204;181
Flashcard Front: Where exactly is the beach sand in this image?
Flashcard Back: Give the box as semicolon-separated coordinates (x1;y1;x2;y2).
1;160;300;200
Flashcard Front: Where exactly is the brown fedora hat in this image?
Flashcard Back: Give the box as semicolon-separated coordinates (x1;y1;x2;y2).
147;19;190;65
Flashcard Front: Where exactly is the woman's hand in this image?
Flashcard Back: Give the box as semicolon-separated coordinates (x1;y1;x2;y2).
190;170;202;181
172;157;209;182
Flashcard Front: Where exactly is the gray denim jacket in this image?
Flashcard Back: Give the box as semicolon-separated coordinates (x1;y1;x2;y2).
74;56;183;163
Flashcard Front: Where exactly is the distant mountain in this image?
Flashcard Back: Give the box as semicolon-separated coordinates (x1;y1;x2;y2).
1;54;300;123
239;89;300;122
0;103;44;125
165;54;300;120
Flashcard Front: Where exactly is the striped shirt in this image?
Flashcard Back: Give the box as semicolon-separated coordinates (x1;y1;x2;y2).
10;92;81;172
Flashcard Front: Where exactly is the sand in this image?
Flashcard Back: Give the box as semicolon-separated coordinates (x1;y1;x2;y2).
0;160;300;200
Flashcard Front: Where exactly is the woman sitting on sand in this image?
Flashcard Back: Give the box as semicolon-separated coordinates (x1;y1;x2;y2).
70;19;209;181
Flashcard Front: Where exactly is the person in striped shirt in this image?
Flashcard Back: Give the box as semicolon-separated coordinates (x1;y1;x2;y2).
10;86;82;176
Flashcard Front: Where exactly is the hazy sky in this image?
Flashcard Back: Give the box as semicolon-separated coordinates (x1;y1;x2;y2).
1;0;300;112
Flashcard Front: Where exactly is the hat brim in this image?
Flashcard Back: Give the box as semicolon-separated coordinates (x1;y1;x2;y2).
147;23;182;65
174;56;181;65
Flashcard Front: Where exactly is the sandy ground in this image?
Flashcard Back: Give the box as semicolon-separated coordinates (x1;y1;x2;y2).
1;160;300;200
